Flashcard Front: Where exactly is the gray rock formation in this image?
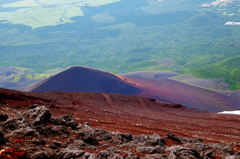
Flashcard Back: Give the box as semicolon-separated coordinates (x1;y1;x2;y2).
0;105;240;159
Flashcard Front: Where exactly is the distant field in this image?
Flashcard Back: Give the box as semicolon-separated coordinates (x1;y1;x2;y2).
191;56;240;91
171;74;230;91
0;0;240;91
0;0;121;28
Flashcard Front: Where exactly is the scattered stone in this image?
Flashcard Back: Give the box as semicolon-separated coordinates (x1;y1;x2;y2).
0;105;239;159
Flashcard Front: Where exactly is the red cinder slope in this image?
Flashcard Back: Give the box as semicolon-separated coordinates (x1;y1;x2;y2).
1;88;240;143
21;66;173;103
122;75;239;112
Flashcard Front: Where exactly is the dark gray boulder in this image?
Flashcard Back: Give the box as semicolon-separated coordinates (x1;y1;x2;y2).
20;104;52;126
51;115;78;130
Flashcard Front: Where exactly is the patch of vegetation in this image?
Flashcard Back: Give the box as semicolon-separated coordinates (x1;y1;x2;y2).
0;0;121;28
192;56;240;91
12;73;49;82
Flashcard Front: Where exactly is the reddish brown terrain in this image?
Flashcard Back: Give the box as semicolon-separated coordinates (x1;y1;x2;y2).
1;88;240;145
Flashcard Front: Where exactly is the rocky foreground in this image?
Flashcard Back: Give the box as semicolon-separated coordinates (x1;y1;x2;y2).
0;105;240;159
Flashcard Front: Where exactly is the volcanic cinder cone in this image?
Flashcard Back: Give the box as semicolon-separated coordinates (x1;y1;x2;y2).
21;66;173;103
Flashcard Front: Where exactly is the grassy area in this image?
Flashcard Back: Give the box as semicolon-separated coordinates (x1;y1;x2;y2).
0;0;120;28
11;73;49;82
191;56;240;91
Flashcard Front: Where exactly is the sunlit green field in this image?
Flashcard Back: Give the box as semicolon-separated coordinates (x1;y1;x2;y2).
0;0;120;28
0;67;49;89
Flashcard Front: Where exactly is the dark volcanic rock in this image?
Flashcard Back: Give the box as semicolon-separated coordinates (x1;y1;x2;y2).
7;127;39;138
167;145;200;159
0;113;8;122
59;148;85;159
51;115;78;130
0;130;5;145
118;133;133;142
31;152;51;159
20;104;52;126
1;105;240;159
167;132;182;143
98;150;110;158
83;133;99;145
94;129;112;141
2;117;30;133
136;146;164;154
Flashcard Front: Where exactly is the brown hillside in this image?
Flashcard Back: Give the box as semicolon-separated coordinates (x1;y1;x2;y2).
1;88;240;144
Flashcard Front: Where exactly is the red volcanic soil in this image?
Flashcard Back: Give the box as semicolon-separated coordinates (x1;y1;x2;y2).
1;88;240;144
122;76;239;112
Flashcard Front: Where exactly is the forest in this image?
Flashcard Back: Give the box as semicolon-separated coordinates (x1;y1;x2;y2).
0;0;240;90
